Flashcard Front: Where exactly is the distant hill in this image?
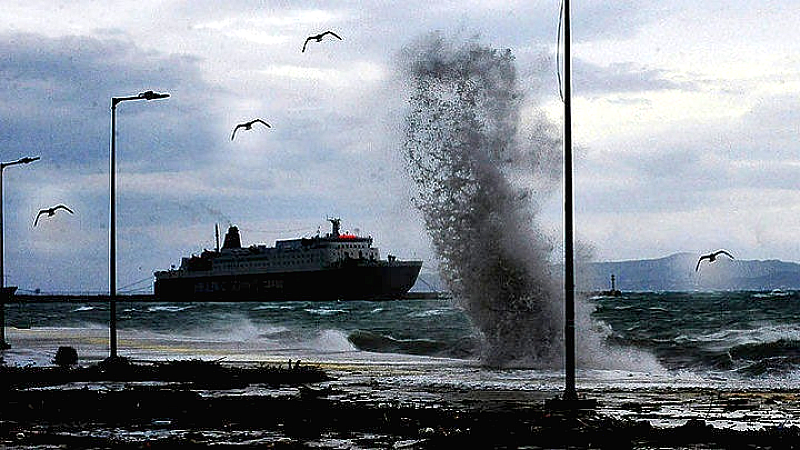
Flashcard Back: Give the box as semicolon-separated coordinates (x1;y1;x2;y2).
413;253;800;293
581;253;800;292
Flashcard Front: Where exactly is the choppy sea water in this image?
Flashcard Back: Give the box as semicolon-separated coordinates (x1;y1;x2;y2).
5;290;800;387
6;290;800;437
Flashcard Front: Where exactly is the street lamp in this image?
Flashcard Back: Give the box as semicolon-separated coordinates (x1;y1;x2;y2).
109;90;169;359
0;156;40;350
562;0;576;403
548;0;595;410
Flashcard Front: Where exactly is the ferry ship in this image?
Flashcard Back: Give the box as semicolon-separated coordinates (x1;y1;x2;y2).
154;219;423;301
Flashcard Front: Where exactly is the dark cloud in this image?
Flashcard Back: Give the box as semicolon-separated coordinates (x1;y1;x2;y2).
0;32;220;171
0;32;233;291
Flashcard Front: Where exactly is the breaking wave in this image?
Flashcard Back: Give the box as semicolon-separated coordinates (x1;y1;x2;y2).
399;33;564;368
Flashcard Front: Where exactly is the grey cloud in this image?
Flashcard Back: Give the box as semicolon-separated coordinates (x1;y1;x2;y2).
572;1;675;42
0;32;233;291
574;59;699;95
0;32;220;170
578;90;800;217
577;148;715;215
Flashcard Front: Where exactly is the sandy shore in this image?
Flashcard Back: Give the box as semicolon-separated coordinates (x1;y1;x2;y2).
3;359;800;449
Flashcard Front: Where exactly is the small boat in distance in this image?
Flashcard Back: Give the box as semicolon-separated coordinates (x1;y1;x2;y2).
154;219;422;301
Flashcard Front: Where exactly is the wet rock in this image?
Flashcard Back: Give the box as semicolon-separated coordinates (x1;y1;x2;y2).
53;346;78;367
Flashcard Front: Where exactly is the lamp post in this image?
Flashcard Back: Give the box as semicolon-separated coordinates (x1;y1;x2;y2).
0;156;40;349
109;90;169;359
562;0;577;403
560;0;596;409
546;0;594;411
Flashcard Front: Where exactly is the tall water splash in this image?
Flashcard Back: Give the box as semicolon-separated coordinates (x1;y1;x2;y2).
400;35;565;368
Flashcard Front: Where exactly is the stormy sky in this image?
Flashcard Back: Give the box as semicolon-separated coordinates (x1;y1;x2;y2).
2;1;799;293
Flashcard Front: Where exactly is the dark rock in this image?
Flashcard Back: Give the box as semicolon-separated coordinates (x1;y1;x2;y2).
53;346;78;367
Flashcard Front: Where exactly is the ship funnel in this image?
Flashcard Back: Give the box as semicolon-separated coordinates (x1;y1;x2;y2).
327;218;341;238
222;226;242;249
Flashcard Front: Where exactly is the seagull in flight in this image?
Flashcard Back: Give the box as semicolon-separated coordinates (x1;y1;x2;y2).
231;119;271;141
34;204;74;227
302;30;343;53
696;249;735;271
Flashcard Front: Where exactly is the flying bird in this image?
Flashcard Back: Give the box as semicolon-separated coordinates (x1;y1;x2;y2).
34;204;74;227
231;119;271;141
696;249;735;271
302;30;343;53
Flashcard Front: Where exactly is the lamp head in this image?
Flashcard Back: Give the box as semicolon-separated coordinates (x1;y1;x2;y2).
20;157;40;164
138;90;170;100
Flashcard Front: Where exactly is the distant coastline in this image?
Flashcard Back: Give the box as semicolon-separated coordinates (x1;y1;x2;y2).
581;252;800;292
415;253;800;294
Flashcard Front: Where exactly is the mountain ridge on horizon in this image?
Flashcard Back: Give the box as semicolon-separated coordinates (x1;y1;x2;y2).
583;252;800;292
598;251;794;265
413;253;800;293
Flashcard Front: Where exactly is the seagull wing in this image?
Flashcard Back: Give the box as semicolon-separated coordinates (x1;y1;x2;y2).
716;249;734;260
302;37;312;53
253;119;271;128
696;254;710;271
231;124;244;141
55;204;74;214
323;31;343;40
34;210;45;227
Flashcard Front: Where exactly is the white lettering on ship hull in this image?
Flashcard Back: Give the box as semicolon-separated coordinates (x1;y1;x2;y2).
192;279;284;293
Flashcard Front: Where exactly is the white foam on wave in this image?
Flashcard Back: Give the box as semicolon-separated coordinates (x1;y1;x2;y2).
146;305;196;313
119;315;357;356
752;290;791;299
304;308;348;316
577;299;666;374
407;308;450;318
152;315;288;343
251;303;296;311
311;329;358;352
694;323;800;351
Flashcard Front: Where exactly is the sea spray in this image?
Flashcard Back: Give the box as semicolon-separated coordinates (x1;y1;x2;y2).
399;34;564;368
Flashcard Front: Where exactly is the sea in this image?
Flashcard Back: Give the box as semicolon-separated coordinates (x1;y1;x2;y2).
6;290;800;384
5;290;800;432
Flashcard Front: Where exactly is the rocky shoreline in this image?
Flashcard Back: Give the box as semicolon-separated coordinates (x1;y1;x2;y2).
3;359;800;449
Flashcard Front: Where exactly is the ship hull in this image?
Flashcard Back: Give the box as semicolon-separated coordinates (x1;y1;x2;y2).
154;261;422;301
